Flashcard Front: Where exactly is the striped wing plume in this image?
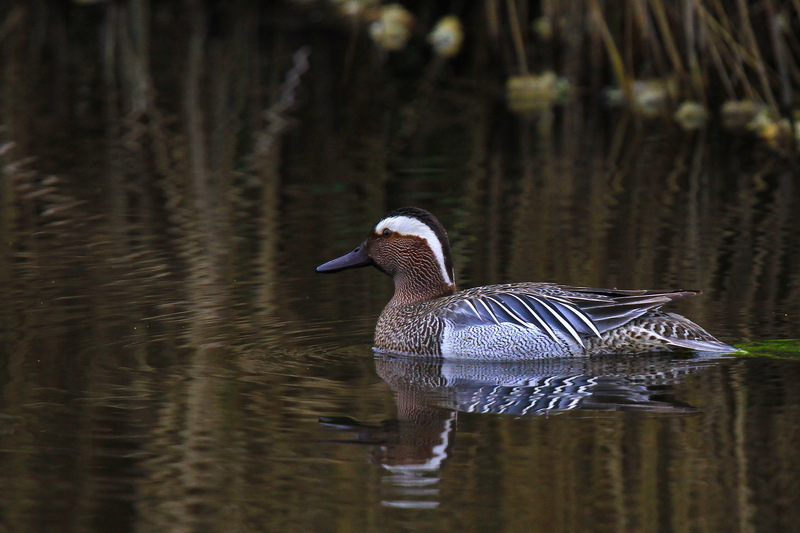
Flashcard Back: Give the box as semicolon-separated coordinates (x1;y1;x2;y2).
555;287;700;333
443;292;601;347
441;286;701;348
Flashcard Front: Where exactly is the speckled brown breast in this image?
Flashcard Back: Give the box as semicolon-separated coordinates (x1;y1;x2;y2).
374;301;446;355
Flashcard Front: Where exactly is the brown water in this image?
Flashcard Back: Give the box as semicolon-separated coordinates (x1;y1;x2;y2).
2;3;800;532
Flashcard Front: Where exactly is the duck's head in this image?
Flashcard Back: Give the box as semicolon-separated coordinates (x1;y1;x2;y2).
317;207;456;304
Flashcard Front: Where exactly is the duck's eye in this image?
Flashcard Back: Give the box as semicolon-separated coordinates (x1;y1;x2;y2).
382;228;392;237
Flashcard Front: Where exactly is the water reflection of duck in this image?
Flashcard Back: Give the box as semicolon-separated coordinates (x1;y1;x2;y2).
317;207;734;359
322;352;720;509
373;352;711;416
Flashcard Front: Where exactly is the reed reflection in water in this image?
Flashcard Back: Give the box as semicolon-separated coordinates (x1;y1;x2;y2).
1;2;800;533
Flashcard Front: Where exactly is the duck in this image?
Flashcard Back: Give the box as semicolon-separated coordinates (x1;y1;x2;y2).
317;207;734;359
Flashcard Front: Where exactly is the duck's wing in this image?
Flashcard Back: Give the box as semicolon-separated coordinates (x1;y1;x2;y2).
438;285;701;348
548;287;701;333
439;290;602;348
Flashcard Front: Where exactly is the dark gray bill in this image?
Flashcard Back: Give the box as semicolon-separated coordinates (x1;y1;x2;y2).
316;244;373;273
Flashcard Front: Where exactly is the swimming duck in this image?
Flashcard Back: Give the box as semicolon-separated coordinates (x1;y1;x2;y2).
317;207;733;358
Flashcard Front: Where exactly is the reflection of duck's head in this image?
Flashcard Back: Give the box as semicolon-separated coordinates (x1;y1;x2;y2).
320;410;455;473
318;207;734;358
320;398;455;510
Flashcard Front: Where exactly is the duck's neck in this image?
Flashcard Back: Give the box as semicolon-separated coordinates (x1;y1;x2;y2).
388;271;456;306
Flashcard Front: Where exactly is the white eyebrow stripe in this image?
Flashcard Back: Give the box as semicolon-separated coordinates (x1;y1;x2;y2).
375;215;454;285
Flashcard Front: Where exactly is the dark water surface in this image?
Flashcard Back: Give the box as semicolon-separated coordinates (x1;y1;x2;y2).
2;3;800;532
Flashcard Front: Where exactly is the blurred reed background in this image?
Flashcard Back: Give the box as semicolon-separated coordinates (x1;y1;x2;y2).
3;0;798;344
0;3;799;533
